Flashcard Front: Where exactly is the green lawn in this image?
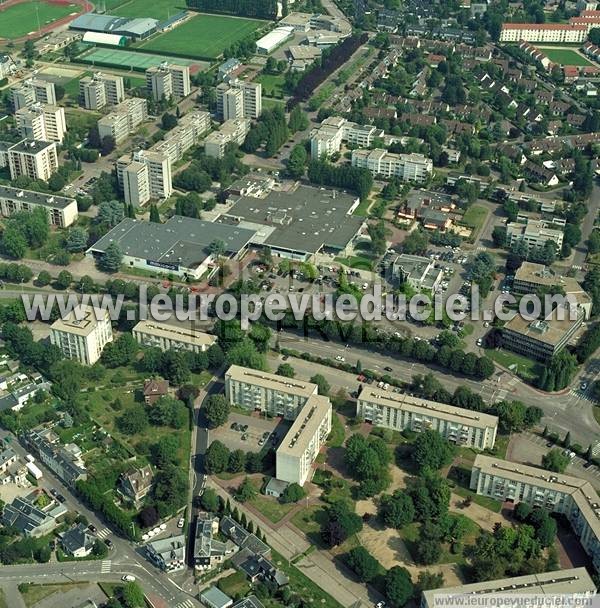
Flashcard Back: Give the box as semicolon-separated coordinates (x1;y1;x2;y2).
334;255;375;271
138;14;264;60
461;204;488;234
0;1;80;39
327;413;345;448
447;464;502;512
352;198;372;217
308;84;335;111
255;73;286;98
539;48;592;67
484;347;540;381
290;504;327;537
113;0;185;20
218;571;251;598
20;583;90;608
249;486;296;524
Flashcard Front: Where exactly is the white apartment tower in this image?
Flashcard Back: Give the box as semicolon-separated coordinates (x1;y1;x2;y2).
12;79;56;110
121;161;150;207
146;63;191;101
50;305;113;365
15;104;67;143
4;140;58;181
80;72;125;110
97;98;148;144
216;79;262;120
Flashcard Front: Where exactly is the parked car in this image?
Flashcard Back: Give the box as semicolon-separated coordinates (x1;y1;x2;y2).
88;524;97;534
384;366;393;372
105;538;113;549
56;494;66;503
122;575;136;582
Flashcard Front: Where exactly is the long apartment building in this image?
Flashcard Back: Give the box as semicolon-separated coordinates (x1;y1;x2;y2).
97;97;148;145
499;23;588;43
132;320;216;353
12;79;56;110
225;365;331;485
117;110;210;205
0;185;78;227
352;148;433;183
50;304;113;366
146;63;191;101
470;455;600;572
204;118;250;159
357;387;498;450
506;218;564;252
79;72;125;110
0;139;58;181
421;568;596;608
216;79;262;120
311;116;385;158
15;104;67;144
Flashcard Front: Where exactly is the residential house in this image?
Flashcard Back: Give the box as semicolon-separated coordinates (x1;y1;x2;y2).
231;548;289;588
2;494;65;537
118;465;154;506
59;523;95;558
193;512;237;571
143;378;169;405
145;534;186;572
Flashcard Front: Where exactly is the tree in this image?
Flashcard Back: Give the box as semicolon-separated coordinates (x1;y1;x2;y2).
204;394;230;429
117;405;148;435
407;471;450;522
563;431;571;449
542;448;569;473
99;243;123;273
276;363;295;378
235;476;256;502
149;204;160;223
66;227;88;252
514;502;533;522
321;501;363;547
287;144;308;179
1;225;27;259
385;566;413;608
416;521;443;565
288;106;309;133
200;488;220;513
379;491;415;529
345;546;380;583
55;270;73;290
280;482;306;504
204;440;230;474
227;449;246;473
122;581;145;608
209;239;226;257
310;374;330;396
35;270;52;287
161;112;178;130
416;571;445;593
413;430;455;471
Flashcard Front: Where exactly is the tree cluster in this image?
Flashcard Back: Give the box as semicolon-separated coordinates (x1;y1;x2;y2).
308;159;373;200
344;433;391;497
185;0;277;19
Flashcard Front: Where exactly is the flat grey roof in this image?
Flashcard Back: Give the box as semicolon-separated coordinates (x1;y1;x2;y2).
221;185;363;255
0;185;76;210
8;139;55;155
88;216;255;269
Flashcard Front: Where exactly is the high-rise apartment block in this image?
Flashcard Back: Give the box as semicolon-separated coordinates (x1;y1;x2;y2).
12;79;56;110
97;98;148;144
117;149;172;205
204;118;250;159
79;72;125;110
352;149;433;182
0;139;59;181
146;63;191;101
50;304;113;365
216;79;262;120
15;104;67;143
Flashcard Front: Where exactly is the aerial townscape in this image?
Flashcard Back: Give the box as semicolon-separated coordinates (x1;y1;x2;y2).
1;0;600;607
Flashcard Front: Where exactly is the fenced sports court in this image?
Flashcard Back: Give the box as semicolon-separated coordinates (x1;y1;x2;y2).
78;47;198;71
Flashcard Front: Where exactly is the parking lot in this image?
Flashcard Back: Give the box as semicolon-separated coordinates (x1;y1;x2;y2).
211;411;290;454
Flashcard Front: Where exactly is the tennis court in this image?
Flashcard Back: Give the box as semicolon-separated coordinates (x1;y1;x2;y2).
78;47;200;71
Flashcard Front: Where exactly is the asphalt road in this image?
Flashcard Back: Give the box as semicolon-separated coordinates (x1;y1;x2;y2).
273;330;600;447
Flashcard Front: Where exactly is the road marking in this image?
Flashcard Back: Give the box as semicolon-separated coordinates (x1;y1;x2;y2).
101;560;111;573
175;600;194;608
96;528;111;539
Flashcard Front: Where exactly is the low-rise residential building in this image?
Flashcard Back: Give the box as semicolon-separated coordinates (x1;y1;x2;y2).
24;429;87;487
132;320;216;354
87;216;255;280
499;23;587;43
145;534;186;572
470;455;600;572
217;79;262;120
392;254;443;292
220;516;271;557
143;378;169;405
357;387;498;450
12;79;56;110
204;118;250;158
276;394;332;486
97;97;148;144
0;139;58;181
16;104;67;144
421;568;596;608
193;512;236;571
0;185;78;227
352;149;433;183
2;494;64;537
231;549;289;588
50;304;113;366
80;72;125;110
59;524;95;558
200;586;233;608
506;218;564;252
152;110;211;164
146;63;191;101
118;465;154;506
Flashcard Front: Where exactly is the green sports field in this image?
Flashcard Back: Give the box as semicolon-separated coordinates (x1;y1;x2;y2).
112;0;185;21
78;47;199;71
539;48;593;67
137;14;264;59
0;1;80;39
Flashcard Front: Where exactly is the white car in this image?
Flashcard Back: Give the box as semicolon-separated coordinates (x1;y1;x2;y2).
177;517;185;528
122;575;136;582
335;355;345;362
476;338;483;346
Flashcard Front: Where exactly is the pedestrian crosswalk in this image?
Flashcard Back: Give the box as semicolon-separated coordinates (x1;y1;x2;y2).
174;600;194;608
96;527;111;539
569;389;595;403
101;560;111;573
